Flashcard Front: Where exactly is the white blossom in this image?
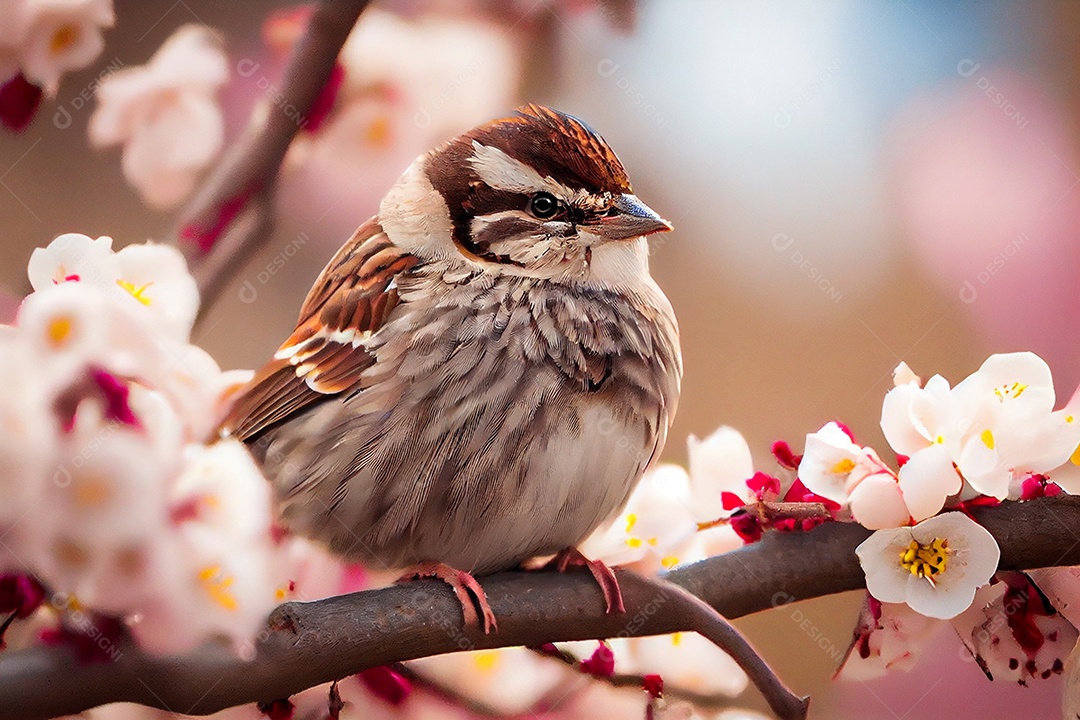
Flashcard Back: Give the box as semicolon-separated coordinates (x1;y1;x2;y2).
856;512;1000;619
27;233;199;342
881;353;1080;500
950;576;1076;685
408;647;571;715
89;25;227;209
13;0;114;95
798;422;913;528
686;425;755;521
582;426;753;569
835;597;941;681
1;231;274;658
581;464;696;568
130;440;275;655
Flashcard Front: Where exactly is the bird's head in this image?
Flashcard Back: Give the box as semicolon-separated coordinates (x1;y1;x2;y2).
379;104;672;282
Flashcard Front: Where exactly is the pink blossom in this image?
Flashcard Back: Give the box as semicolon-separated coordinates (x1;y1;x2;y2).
9;0;114;95
90;25;227;209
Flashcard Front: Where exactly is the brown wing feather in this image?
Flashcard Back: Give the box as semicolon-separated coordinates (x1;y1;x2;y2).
220;218;419;441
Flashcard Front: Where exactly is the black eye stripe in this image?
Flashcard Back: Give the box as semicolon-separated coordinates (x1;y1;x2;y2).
473;216;538;244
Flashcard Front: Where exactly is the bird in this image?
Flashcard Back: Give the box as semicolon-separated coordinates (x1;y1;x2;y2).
219;104;681;632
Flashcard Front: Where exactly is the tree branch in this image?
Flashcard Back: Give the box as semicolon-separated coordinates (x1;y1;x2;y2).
2;497;1079;719
176;0;371;322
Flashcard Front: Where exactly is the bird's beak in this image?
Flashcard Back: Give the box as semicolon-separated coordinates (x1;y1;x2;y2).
588;194;673;241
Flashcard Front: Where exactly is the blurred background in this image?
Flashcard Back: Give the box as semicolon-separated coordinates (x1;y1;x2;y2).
2;0;1078;717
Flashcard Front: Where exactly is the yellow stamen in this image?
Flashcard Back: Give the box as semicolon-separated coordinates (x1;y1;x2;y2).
899;538;949;586
117;280;153;306
47;316;73;347
626;537;642;548
473;650;499;672
661;556;679;569
365;115;392;147
116;546;144;576
980;429;995;450
646;537;658;547
53;537;89;569
198;565;238;610
1070;443;1080;467
935;435;945;444
994;382;1028;401
831;458;856;474
50;24;78;54
625;513;638;533
1067;415;1075;423
671;632;683;646
73;476;111;507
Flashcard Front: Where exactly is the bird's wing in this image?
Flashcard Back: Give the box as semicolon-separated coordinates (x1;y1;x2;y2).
219;218;419;441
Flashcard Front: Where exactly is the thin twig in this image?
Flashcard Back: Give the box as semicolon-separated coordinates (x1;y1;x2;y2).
756;501;831;522
620;571;808;720
531;644;747;711
176;0;372;324
1;496;1078;719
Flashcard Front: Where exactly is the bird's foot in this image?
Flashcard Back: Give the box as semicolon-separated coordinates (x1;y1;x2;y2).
397;561;498;634
548;547;625;614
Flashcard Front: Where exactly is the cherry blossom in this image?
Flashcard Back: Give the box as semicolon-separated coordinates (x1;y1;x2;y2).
4;0;114;95
28;410;178;615
581;464;697;568
408;647;572;714
687;425;755;521
798;422;891;504
835;595;941;681
27;232;119;290
950;574;1076;685
581;426;753;569
881;353;1080;500
797;422;913;529
130;440;276;655
27;233;199;342
89;25;228;209
0;231;275;658
112;242;200;341
279;8;522;234
856;512;1000;619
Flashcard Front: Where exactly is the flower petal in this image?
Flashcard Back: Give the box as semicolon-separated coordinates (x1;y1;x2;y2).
897;444;962;521
687;425;754;521
856;527;914;604
849;473;910;530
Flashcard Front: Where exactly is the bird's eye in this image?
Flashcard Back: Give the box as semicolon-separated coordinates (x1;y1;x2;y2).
528;192;560;220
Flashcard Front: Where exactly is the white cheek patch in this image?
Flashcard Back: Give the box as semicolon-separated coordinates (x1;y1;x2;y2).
469;141;574;198
378;158;457;259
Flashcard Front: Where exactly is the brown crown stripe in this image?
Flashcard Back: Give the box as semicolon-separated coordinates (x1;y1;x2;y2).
425;105;632;267
478;104;632;195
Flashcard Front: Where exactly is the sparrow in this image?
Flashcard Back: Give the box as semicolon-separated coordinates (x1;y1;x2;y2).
220;104;681;632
